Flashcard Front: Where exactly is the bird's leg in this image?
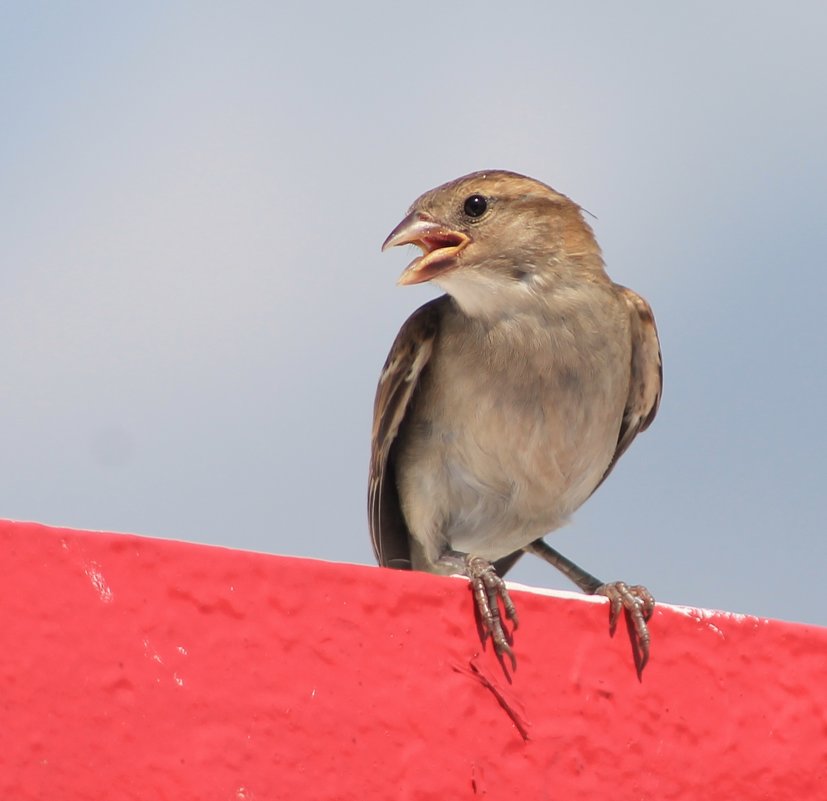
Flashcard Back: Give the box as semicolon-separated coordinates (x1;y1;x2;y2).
439;550;519;668
524;539;604;594
525;539;654;673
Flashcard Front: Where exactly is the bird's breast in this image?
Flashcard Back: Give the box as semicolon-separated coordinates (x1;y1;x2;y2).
396;297;631;563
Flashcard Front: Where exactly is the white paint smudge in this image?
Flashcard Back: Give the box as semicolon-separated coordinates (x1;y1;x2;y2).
84;561;113;603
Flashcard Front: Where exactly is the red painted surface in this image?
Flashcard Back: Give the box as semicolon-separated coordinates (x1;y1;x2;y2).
1;518;825;800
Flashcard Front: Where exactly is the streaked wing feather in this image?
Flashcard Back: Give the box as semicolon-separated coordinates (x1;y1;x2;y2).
593;286;663;492
368;298;443;568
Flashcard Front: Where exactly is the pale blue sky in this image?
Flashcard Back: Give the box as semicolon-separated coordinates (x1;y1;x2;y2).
2;2;826;626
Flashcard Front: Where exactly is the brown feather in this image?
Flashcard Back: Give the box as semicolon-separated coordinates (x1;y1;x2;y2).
590;285;663;494
368;298;442;568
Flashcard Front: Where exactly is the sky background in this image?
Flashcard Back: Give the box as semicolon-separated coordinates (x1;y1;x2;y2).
2;2;826;627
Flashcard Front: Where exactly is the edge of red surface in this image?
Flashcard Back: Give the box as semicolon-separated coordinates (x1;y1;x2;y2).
2;518;825;799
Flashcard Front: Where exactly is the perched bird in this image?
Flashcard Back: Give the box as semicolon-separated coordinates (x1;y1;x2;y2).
368;170;662;670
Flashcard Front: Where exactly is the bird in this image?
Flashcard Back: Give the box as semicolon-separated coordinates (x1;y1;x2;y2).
368;170;662;671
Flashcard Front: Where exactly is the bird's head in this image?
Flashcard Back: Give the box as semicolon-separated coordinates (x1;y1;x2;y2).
382;170;604;315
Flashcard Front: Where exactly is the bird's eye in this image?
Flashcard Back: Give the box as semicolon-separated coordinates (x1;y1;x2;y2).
463;194;488;218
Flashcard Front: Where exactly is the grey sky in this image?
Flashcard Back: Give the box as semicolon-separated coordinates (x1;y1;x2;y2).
2;3;825;626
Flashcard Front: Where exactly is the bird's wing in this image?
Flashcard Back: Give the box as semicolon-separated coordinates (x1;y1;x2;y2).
594;286;663;491
368;298;443;568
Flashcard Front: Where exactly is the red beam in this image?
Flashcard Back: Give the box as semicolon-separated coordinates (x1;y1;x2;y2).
1;519;824;798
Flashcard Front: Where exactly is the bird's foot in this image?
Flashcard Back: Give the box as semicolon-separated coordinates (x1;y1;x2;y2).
466;556;519;668
596;581;655;673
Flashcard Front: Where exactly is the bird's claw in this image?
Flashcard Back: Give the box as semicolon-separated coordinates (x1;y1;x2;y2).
466;556;519;668
596;581;654;673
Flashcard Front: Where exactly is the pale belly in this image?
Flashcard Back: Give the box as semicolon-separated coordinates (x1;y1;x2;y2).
396;335;628;567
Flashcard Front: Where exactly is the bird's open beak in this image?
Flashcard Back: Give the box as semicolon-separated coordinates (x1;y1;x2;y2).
382;212;470;286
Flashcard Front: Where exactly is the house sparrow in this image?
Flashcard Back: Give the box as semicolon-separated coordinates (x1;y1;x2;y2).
369;170;662;671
